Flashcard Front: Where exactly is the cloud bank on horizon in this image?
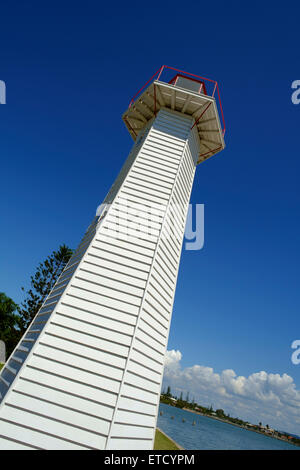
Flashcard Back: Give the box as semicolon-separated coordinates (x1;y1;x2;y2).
162;350;300;436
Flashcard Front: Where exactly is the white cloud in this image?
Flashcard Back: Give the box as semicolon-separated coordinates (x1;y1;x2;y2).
162;350;300;435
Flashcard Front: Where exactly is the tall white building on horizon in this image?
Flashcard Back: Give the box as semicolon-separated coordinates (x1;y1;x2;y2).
0;67;225;450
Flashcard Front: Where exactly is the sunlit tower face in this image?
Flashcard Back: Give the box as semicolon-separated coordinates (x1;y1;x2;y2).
0;67;225;450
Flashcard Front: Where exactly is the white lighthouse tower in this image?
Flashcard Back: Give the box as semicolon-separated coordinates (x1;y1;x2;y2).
0;66;225;450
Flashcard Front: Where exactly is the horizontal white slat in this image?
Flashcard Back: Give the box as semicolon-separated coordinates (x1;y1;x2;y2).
132;337;164;364
155;251;177;282
149;276;173;304
58;265;77;282
34;344;124;381
28;355;121;394
0;420;86;450
47;283;68;299
85;253;149;281
138;319;167;346
108;206;162;231
147;284;172;313
137;156;178;175
117;396;156;416
61;296;137;326
147;284;173;315
99;226;157;252
12;382;114;422
107;438;152;450
114;410;156;427
144;136;185;155
120;384;157;405
42;298;59;309
110;423;153;439
129;160;175;181
0;405;106;449
142;143;182;162
143;299;169;327
152;120;189;140
105;214;161;239
116;191;167;214
150;118;188;134
6;392;111;435
12;350;27;363
148;270;173;302
57;303;135;336
153;254;176;284
96;232;156;256
116;194;166;216
40;332;127;369
75;270;143;299
45;323;130;358
130;348;164;373
125;178;171;197
142;305;169;331
87;246;151;273
21;368;118;407
129;170;173;189
161;212;184;242
165;202;186;231
127;358;161;382
112;202;163;225
67;285;139;316
124;371;160;394
134;329;165;355
50;313;132;347
160;234;181;264
102;222;158;245
0;437;33;450
131;165;174;184
157;109;192;128
151;127;187;144
92;238;154;264
70;277;141;308
147;133;186;150
81;260;147;289
121;186;169;205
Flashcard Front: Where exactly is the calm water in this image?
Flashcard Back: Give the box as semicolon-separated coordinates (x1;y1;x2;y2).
157;403;299;450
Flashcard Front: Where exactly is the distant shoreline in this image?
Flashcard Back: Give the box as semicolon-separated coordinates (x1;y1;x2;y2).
182;408;300;448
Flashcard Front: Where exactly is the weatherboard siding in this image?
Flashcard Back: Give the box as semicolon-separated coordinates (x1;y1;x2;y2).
0;108;199;450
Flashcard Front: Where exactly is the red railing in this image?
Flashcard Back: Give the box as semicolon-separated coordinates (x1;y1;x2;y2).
128;65;226;136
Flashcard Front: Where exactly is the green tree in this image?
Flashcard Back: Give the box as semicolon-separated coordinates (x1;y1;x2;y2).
0;292;19;358
166;386;172;397
17;244;73;333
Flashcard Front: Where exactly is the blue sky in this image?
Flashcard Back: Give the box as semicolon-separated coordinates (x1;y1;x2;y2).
0;1;300;432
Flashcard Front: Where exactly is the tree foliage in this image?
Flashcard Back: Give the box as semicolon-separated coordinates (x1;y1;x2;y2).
0;292;19;358
17;244;73;333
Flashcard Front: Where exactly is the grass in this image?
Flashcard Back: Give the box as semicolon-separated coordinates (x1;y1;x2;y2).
0;363;3;371
154;429;181;450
